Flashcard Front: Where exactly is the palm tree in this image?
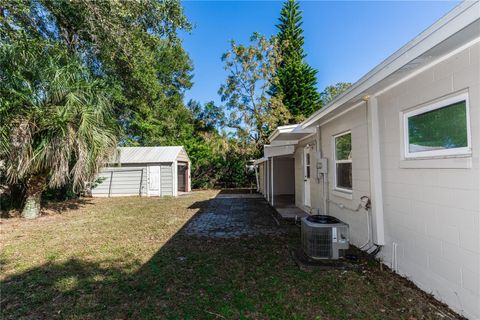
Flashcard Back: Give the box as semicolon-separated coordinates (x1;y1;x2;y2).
0;40;118;219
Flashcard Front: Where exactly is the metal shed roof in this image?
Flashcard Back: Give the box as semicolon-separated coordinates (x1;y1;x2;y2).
113;146;186;164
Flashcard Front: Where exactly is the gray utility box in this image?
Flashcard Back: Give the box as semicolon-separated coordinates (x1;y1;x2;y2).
301;215;350;260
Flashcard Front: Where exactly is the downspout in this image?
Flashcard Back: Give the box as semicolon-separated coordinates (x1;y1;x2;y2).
366;96;385;245
315;125;329;215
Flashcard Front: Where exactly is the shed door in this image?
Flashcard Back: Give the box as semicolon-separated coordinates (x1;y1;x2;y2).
148;165;161;196
110;170;143;196
177;162;188;192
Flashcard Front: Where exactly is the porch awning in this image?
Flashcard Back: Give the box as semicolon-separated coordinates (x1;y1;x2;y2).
264;144;295;158
269;124;315;142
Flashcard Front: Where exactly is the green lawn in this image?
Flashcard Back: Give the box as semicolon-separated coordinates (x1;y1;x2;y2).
1;191;460;319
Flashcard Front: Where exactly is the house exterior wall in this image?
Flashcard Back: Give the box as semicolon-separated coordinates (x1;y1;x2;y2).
272;157;295;195
319;105;372;248
288;41;479;319
376;42;480;319
293;106;372;247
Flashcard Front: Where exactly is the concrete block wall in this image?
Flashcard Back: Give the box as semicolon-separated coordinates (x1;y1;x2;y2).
376;42;480;319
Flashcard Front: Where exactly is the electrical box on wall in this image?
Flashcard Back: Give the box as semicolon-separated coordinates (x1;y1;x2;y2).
317;158;328;176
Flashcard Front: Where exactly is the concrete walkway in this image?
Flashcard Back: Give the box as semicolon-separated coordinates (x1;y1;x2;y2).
183;194;284;239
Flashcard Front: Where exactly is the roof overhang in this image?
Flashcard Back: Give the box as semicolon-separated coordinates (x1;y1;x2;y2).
301;1;480;128
269;124;315;142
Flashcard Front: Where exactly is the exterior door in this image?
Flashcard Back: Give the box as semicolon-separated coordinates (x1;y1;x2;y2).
148;165;160;196
303;147;311;207
177;162;187;192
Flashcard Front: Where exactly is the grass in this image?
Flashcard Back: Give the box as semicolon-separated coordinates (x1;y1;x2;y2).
1;190;461;319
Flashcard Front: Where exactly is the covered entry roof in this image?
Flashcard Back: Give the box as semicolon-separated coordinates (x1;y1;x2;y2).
268;124;315;142
113;146;186;164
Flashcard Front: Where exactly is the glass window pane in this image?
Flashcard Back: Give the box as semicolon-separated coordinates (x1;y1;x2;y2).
336;163;352;190
306;166;310;179
335;133;352;160
408;101;467;153
306;153;310;165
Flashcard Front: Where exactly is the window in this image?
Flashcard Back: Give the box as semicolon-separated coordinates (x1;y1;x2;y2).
305;152;311;178
404;92;471;158
334;131;352;192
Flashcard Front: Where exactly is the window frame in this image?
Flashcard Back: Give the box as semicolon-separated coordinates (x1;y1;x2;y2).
403;92;471;159
333;130;353;193
305;151;311;179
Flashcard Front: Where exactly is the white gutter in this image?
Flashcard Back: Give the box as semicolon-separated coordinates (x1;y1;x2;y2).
301;0;479;129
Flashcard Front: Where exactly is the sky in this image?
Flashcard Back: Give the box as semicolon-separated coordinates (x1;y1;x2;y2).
180;1;459;106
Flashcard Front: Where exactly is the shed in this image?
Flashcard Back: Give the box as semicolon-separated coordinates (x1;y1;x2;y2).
91;146;191;197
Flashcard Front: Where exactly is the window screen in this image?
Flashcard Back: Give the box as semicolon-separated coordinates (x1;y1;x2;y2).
407;100;468;154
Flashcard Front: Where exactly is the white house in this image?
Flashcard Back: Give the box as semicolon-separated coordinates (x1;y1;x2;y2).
92;146;191;197
256;2;479;318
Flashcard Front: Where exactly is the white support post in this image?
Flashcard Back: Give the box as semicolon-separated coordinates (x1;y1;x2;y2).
271;157;274;206
367;96;385;245
265;158;270;202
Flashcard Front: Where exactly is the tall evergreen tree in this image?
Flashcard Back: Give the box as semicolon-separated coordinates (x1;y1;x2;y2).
273;0;320;121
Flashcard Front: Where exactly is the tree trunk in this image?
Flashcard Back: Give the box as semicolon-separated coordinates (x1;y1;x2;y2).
22;176;46;219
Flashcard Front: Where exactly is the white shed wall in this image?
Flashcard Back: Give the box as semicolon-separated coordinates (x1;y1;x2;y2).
92;165;147;197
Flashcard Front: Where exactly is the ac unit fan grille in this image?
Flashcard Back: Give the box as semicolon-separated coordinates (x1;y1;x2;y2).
303;226;332;258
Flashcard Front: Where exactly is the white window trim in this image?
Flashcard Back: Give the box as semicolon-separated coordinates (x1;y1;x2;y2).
402;92;471;159
333;131;352;194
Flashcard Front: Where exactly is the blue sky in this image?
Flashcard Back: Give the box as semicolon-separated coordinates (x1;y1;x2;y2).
180;1;459;106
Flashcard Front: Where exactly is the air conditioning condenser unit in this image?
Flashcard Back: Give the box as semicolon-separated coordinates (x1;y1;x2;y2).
301;215;349;260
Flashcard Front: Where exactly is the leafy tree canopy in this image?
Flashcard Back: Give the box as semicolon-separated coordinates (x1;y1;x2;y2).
0;39;118;218
219;33;291;155
1;0;193;144
320;82;352;106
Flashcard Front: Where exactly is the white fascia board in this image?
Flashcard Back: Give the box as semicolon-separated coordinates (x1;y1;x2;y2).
301;1;479;129
270;140;299;146
264;145;295;158
291;126;315;134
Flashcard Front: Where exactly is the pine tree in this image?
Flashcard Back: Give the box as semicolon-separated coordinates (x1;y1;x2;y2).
273;0;320;121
